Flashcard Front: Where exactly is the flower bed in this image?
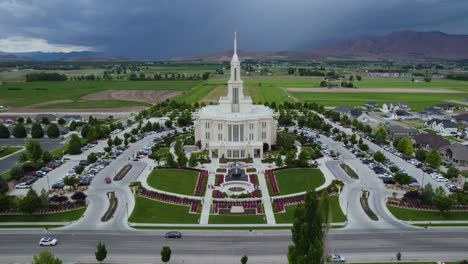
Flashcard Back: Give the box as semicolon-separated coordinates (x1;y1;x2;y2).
194;169;208;196
215;174;224;186
0;203;85;215
114;164;132;181
213;200;262;214
273;195;305;213
249;174;262;198
101;192;118;222
387;199;468;211
140;187;199;213
265;169;280;195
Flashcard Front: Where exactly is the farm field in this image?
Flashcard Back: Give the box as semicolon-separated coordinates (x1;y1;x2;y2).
0;80;201;108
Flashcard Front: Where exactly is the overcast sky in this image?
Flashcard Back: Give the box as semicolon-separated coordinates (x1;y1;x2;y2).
1;0;468;59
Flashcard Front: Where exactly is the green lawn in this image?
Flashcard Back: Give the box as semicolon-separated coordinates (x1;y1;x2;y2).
0;207;85;222
128;196;199;224
244;85;295;104
0;170;11;181
208;214;267;224
387;205;468;221
273;168;325;195
292;91;468;111
0;80;200;107
176;83;217;104
275;196;346;223
0;146;22;158
147;168;199;195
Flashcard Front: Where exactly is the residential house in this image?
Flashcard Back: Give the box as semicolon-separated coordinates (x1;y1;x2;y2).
418;107;447;121
453;114;468;125
364;102;378;110
439;144;468;168
390;110;414;120
334;105;369;123
35;114;57;123
424;119;458;134
0;115;16;124
62;115;82;122
433;103;455;113
382;102;410;113
386;125;419;140
413;133;450;150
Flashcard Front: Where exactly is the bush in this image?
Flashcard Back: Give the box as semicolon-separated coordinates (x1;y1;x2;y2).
47;123;60;138
71;191;87;201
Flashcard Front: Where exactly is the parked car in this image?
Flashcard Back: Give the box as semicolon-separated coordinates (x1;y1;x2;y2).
79;160;91;166
164;231;182;239
15;182;31;189
39;237;58;246
51;183;64;189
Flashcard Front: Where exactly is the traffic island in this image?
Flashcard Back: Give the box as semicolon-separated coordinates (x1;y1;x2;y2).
101;192;118;222
114;164;132;181
360;190;378;221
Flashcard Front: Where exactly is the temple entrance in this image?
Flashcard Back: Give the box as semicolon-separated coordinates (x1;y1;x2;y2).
211;149;219;159
254;149;261;158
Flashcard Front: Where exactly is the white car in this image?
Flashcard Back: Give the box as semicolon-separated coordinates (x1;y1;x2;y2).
436;176;448;182
15;182;31;189
409;182;420;188
330;254;346;263
39;237;58;246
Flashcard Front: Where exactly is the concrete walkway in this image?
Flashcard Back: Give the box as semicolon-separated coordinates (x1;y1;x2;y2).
199;173;215;224
257;172;276;224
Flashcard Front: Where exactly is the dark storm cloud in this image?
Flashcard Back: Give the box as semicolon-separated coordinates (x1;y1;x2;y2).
1;0;468;59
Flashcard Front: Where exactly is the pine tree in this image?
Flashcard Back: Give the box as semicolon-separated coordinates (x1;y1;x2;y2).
95;242;107;263
160;246;172;263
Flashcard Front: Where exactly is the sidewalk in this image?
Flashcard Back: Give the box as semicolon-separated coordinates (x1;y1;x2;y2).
199;173;215;224
257;172;276;224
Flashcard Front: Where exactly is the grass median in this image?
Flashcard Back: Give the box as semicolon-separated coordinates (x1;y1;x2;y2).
387;205;468;221
0;207;86;222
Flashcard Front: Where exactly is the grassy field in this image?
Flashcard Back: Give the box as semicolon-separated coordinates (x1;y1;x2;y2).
0;208;85;222
128;196;199;224
39;99;149;109
208;214;267;224
0;146;23;158
175;83;217;104
275;196;346;223
244;85;295;104
387;205;468;221
273;168;325;196
201;85;227;103
146;169;199;195
292;91;468;111
0;80;200;107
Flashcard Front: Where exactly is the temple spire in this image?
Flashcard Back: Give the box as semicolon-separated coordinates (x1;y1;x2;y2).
234;32;237;55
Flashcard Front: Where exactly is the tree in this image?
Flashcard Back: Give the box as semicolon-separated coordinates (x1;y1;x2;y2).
394;173;411;186
432;194;453;213
164;119;173;128
160;246;172;263
75;165;85;174
69;121;77;131
396;137;413;155
188;153;198;167
373;151;386;163
71;191;87;202
166;152;176;168
26;117;32;124
25;140;44;166
63;177;78;189
425;149;442;168
12;123;27;138
0;177;8;194
30;123;44;138
374;127;387;144
446;166;459;179
47;123;60;138
17;117;24;123
285;151;296;167
68;134;82;155
415;149;427;162
18;189;41;214
124;137;129;147
32;251;62;264
87;152;98;163
421;183;434;204
241;255;248;264
288;191;326;264
10;166;24;181
275;155;283;167
95;242;107;263
297;150;310;167
81;124;90;138
107;137;113;148
58;118;66;126
0;124;10;138
42;151;52;163
177;152;188;167
113;136;122;146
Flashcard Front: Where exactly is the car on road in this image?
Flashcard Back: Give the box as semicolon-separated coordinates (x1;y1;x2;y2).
330;254;345;263
15;182;31;189
39;237;58;246
105;177;112;184
164;231;182;239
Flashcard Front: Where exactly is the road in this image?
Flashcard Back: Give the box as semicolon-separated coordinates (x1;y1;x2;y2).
0;228;467;263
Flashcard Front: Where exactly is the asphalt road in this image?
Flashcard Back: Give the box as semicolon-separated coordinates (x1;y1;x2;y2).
0;229;467;263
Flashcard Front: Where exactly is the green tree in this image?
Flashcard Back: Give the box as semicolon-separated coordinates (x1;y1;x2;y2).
177;152;188;167
25;140;44;166
188;153;198;167
107;137;113;148
166;152;176;168
18;189;41;214
113;136;122;146
288;191;326;264
69;121;77;131
31;123;44;138
275;155;283;167
95;242;107;263
12;123;27;138
87;152;98;163
374;127;387;144
425;149;442;168
241;255;248;264
0;124;10;138
124;137;129;147
32;251;62;264
373;151;386;163
160;246;172;263
74;165;85;174
42;151;52;163
297;150;310;167
47;123;60;138
63;177;78;189
421;183;434;204
26;117;32;124
445;166;459;179
394;173;411;186
285;151;296;167
68;134;82;155
415;149;427;162
10;166;24;181
432;194;453;213
0;177;8;194
81;124;90;138
164;119;173;128
58;118;66;126
396;137;414;155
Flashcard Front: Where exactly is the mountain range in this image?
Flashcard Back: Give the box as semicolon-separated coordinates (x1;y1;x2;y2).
186;31;468;61
0;51;127;62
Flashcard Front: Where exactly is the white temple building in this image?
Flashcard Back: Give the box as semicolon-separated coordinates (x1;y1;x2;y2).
194;32;277;159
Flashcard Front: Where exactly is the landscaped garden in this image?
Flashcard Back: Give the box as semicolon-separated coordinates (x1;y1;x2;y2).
387;205;468;221
271;168;325;195
129;196;199;224
146;168;199;195
275;196;346;223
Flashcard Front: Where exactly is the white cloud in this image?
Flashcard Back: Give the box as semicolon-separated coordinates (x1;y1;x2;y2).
0;36;95;53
